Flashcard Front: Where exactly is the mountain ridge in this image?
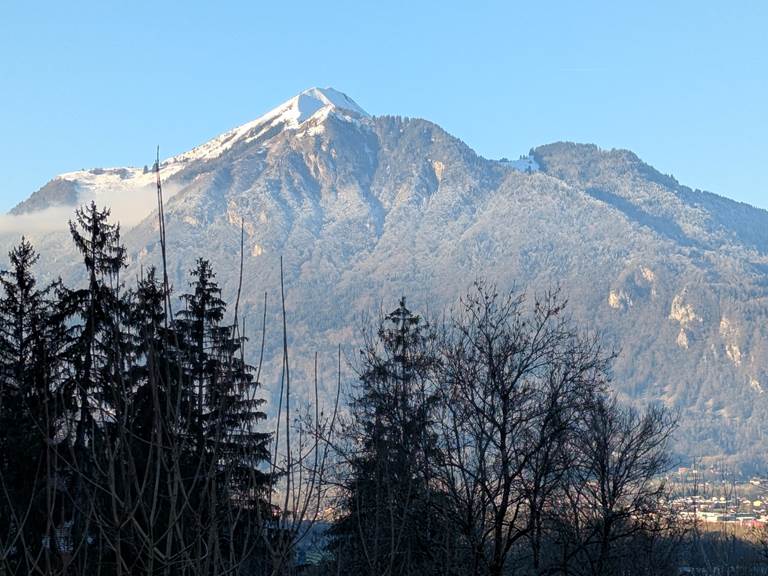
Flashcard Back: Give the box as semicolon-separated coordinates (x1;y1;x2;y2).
4;88;768;469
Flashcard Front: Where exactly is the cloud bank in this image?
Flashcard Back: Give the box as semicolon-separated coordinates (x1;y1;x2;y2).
0;180;183;238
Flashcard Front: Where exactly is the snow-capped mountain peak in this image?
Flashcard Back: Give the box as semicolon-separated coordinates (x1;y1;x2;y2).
284;87;368;122
8;87;370;219
240;86;368;130
170;87;368;164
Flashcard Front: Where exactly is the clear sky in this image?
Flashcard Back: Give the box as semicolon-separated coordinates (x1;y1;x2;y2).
1;1;766;213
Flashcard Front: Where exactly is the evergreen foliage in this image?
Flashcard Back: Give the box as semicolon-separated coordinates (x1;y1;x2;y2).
0;206;273;575
330;298;456;576
0;238;64;571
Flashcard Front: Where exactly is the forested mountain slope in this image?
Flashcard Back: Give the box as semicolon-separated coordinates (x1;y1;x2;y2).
4;88;768;467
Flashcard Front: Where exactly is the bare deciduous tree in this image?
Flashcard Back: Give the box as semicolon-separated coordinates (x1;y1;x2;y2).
434;282;611;576
555;396;678;576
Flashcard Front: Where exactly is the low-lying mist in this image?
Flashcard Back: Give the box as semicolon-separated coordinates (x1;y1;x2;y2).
0;179;183;237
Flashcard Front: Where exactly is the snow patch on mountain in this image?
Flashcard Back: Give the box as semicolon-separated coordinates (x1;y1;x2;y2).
502;156;540;173
171;87;368;164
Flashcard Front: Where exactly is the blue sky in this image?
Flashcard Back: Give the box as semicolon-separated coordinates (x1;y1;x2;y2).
1;1;766;212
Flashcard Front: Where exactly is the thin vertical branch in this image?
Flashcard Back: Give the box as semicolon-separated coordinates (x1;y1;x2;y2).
154;146;172;320
232;219;245;333
280;257;292;519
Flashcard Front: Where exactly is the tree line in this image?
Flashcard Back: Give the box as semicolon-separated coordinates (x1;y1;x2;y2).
0;201;681;575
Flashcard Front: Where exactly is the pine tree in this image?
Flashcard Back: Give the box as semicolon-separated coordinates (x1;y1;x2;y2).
58;201;128;564
125;266;184;452
175;258;270;471
176;258;227;460
61;201;127;444
175;258;271;568
330;298;448;576
0;238;65;573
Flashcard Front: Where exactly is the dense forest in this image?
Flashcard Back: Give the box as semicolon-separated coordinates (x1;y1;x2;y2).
0;201;764;575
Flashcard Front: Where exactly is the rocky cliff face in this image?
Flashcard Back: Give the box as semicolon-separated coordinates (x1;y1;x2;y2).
4;88;768;468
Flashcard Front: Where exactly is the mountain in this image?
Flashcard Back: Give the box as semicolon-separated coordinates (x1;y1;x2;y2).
4;87;768;469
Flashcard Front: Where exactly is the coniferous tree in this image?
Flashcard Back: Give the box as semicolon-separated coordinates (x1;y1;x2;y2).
0;240;45;485
58;201;128;564
176;258;228;461
61;201;127;442
175;258;271;571
125;266;186;461
0;238;66;574
330;298;450;576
